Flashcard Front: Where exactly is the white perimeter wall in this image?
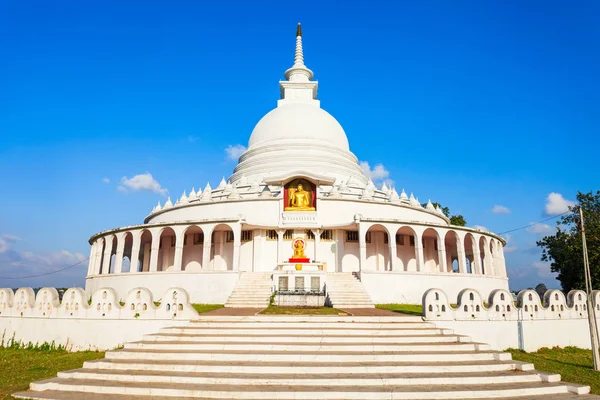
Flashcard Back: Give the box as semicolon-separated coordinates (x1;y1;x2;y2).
0;317;189;351
435;319;598;352
361;271;509;304
86;272;240;304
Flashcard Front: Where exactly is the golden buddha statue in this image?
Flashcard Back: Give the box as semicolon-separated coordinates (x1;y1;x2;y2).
293;240;305;258
285;183;315;211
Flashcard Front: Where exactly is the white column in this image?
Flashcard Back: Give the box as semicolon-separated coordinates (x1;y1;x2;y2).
438;237;448;273
202;226;213;271
173;227;186;272
130;231;141;273
114;233;126;274
415;232;424;272
456;235;467;273
102;236;114;275
472;238;481;275
149;230;160;272
483;238;493;276
388;234;397;272
358;224;367;273
277;229;285;263
312;229;321;262
86;242;96;276
232;224;241;271
335;229;345;272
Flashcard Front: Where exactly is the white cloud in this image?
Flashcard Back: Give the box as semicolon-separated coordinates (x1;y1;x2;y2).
492;205;511;214
118;173;168;195
533;261;555;278
526;223;555;236
359;161;391;184
102;177;110;184
0;234;20;254
472;225;488;232
545;192;575;216
225;144;247;161
503;234;517;253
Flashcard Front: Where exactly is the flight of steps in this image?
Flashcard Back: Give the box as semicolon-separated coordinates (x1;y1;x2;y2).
224;272;272;308
326;272;375;308
14;316;593;400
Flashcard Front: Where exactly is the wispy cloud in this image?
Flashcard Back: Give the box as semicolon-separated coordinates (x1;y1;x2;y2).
472;225;488;231
492;205;511;214
526;223;555;236
359;161;392;185
503;234;517;253
532;261;555;278
225;144;247;161
102;177;110;184
118;173;168;195
545;192;575;216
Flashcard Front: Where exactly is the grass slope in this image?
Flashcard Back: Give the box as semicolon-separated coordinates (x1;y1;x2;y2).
509;346;600;394
376;303;423;316
260;306;345;315
191;304;224;314
0;347;104;399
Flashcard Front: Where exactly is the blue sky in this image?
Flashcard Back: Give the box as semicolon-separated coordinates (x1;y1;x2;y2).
0;1;598;291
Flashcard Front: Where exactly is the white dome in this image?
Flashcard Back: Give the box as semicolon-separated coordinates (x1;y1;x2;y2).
248;103;350;151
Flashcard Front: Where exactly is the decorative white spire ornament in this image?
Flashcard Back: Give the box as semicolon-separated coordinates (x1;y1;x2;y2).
329;185;341;198
284;23;314;82
361;188;373;200
155;201;162;212
400;189;409;200
189;187;197;201
201;183;212;202
180;191;189;204
163;197;173;209
217;177;226;190
228;185;241;200
426;199;435;211
389;188;400;202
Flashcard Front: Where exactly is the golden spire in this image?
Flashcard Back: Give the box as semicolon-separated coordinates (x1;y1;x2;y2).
296;23;302;37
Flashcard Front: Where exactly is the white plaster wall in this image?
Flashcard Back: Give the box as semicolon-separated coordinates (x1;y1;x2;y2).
0;317;189;351
434;319;598;352
86;272;240;304
361;271;509;304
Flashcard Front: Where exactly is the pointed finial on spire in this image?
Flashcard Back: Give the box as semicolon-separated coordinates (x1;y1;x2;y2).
284;23;313;82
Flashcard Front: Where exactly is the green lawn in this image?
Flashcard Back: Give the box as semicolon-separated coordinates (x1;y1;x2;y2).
376;303;423;316
0;347;104;399
260;306;345;315
191;304;224;314
508;346;600;394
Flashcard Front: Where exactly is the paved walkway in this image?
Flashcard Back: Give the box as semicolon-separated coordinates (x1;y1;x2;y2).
198;307;416;317
200;307;263;316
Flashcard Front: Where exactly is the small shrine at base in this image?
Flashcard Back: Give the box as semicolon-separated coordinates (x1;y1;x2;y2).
288;238;310;264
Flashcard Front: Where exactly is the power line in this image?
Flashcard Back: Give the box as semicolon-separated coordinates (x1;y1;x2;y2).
0;257;89;280
497;211;570;235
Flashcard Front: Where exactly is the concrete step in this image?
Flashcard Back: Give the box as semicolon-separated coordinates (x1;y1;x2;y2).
159;327;453;336
143;333;469;344
83;358;530;374
57;369;551;386
25;378;584;399
183;320;434;329
105;348;511;362
123;341;490;352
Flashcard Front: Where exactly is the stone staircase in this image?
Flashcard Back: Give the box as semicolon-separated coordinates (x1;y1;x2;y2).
14;316;593;399
326;272;375;308
224;272;272;308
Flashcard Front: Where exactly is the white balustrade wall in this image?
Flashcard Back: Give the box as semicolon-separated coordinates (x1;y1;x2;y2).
423;288;600;351
0;287;198;351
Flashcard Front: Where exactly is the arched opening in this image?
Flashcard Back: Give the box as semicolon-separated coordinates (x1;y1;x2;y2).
365;224;390;272
182;225;204;271
211;224;234;271
395;226;418;272
137;230;152;272
97;238;106;274
479;236;488;275
422;228;441;273
464;233;476;274
121;232;133;273
108;236;118;274
444;231;460;273
158;227;176;272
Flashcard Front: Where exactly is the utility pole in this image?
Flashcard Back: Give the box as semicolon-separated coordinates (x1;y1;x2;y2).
578;206;600;371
